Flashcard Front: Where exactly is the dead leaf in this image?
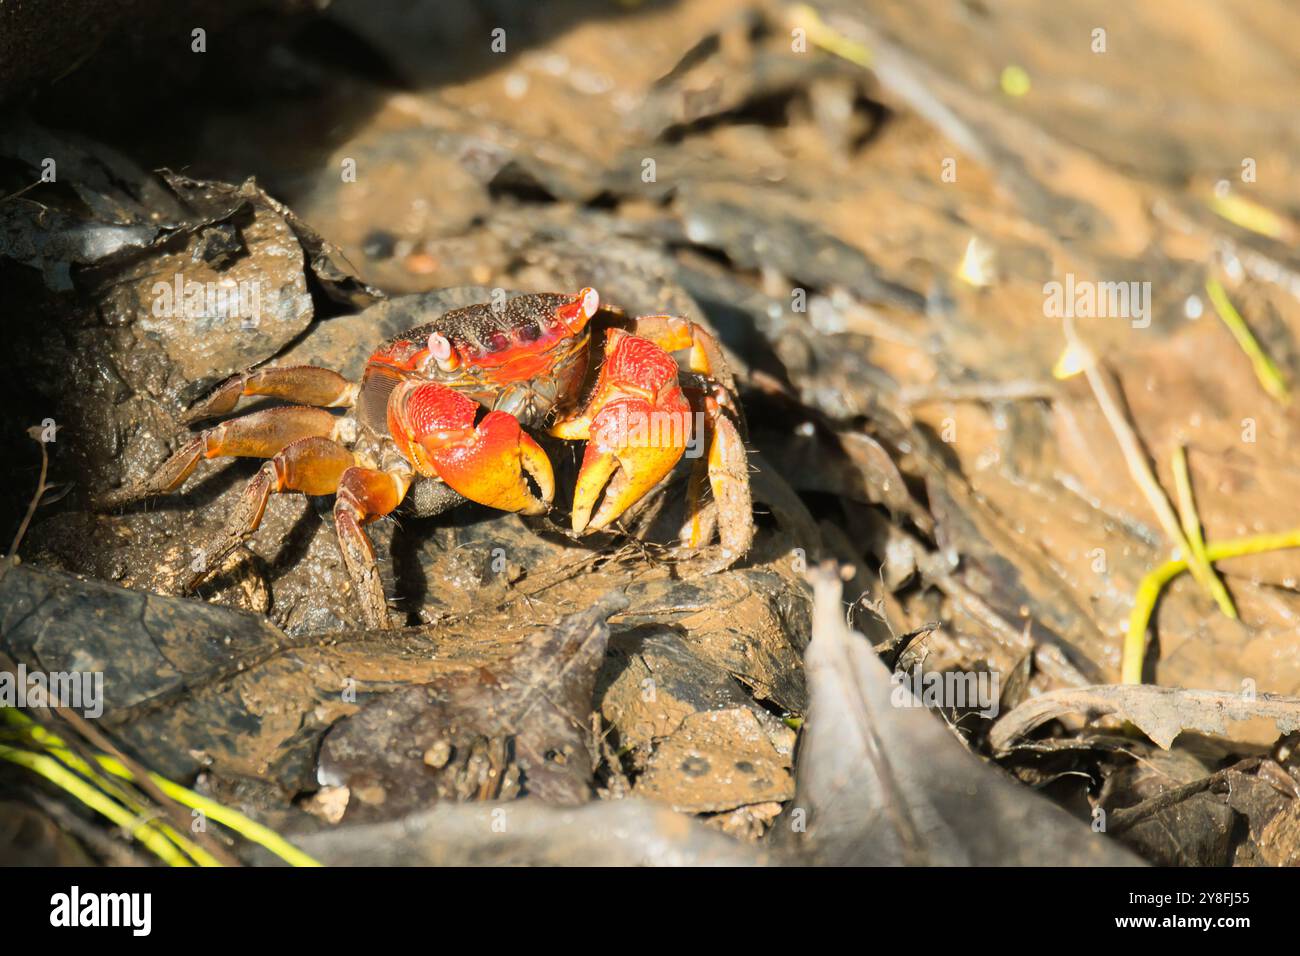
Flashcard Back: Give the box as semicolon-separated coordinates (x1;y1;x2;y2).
782;565;1141;865
991;684;1300;752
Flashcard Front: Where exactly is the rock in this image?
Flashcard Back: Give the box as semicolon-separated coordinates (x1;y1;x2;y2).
317;593;628;820
597;624;784;751
635;708;795;814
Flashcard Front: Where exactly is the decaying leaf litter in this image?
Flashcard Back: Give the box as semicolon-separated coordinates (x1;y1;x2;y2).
2;0;1300;866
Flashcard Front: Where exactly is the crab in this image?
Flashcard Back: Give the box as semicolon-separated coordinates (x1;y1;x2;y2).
94;289;753;628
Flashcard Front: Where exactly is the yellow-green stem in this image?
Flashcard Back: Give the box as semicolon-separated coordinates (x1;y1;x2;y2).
1124;528;1300;684
0;743;194;867
2;710;320;867
1205;276;1290;405
1171;445;1237;619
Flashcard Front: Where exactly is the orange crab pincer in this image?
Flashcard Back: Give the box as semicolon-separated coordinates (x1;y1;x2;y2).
95;289;754;627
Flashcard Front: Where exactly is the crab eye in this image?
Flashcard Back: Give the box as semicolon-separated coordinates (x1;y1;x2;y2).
557;287;600;333
427;332;459;371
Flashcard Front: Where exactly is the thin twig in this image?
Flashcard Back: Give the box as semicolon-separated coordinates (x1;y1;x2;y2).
54;707;241;866
1107;757;1262;835
0;745;196;866
900;380;1057;407
7;426;52;559
1062;318;1223;612
27;790;151;867
3;703;220;866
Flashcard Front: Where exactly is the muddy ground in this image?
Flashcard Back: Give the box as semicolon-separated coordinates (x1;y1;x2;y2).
2;0;1300;866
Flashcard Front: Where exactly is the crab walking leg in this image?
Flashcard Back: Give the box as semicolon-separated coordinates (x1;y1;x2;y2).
182;365;358;424
622;314;742;403
687;391;753;562
185;437;355;591
93;406;346;508
553;329;692;533
333;466;411;629
626;314;753;561
682;424;718;548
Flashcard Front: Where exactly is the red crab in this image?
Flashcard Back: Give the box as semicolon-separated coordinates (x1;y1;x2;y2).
95;289;753;627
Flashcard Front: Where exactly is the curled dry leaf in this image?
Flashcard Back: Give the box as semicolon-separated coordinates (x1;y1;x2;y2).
990;684;1300;752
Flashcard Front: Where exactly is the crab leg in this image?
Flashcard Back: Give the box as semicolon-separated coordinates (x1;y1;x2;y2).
626;315;753;563
334;466;412;629
396;381;554;515
622;315;741;399
185;437;355;591
682;384;752;561
182;365;358;424
552;329;692;533
93;406;345;508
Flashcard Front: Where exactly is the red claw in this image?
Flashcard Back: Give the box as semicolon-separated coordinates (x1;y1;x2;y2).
562;329;691;533
396;381;554;515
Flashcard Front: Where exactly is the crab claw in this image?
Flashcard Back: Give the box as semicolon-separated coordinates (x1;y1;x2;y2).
569;331;691;534
402;382;554;515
